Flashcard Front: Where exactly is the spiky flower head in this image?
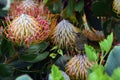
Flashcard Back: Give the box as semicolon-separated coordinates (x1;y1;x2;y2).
66;54;93;80
9;0;50;19
9;0;37;18
4;14;49;47
113;0;120;16
18;0;37;10
51;20;80;49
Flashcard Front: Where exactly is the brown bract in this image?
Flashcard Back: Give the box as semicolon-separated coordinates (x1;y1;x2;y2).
82;28;104;41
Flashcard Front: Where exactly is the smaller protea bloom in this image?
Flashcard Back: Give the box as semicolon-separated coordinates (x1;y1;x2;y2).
66;54;93;80
51;20;80;49
113;0;120;16
4;14;49;46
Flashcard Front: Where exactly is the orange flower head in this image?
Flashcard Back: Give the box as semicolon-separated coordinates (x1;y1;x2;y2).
4;14;49;47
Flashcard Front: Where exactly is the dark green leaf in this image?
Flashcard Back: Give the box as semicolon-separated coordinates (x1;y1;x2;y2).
20;54;37;62
1;39;15;57
55;55;71;71
0;64;13;77
31;51;49;63
74;0;84;12
66;0;74;17
26;41;49;54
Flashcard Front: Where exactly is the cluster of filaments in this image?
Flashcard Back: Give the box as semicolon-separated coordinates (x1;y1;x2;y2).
51;20;80;49
113;0;120;16
66;54;93;80
4;0;52;46
5;14;49;46
10;0;50;18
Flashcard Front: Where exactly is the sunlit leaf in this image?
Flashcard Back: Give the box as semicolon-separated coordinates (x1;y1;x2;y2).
49;53;57;59
85;44;98;61
112;67;120;80
50;45;58;51
57;49;63;56
51;65;64;80
99;33;113;53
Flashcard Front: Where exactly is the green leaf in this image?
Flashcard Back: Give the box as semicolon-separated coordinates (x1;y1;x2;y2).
50;45;58;51
74;0;84;12
88;65;111;80
105;46;120;75
112;67;120;80
85;44;98;61
20;54;37;62
0;9;8;17
1;39;15;57
99;33;113;53
66;0;74;17
16;74;33;80
31;52;49;63
51;65;64;80
26;41;49;54
0;64;13;77
49;53;57;59
57;49;63;56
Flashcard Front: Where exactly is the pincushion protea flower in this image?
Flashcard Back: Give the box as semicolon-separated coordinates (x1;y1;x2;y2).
113;0;120;16
18;0;37;11
9;0;50;19
66;54;93;80
51;20;80;49
4;14;49;47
